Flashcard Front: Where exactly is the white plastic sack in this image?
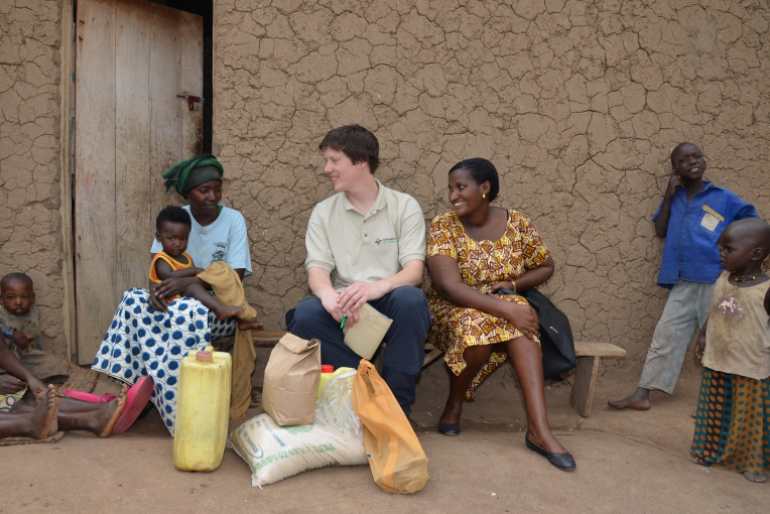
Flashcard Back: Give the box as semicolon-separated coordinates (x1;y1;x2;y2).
229;370;366;488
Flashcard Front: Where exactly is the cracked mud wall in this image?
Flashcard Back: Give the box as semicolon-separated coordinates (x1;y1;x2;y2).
214;0;770;378
0;2;67;356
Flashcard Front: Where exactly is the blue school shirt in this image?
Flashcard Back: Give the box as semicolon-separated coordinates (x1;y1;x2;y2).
653;181;758;288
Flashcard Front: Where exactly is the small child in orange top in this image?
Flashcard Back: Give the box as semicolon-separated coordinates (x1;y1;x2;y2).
151;206;244;321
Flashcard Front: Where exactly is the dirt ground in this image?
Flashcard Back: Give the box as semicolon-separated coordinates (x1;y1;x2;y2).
2;367;768;513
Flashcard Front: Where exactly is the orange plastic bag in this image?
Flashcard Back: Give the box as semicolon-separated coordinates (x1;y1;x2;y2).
351;360;429;494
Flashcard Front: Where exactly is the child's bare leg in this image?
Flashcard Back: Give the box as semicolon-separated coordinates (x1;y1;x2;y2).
237;320;263;331
38;385;59;436
0;386;56;439
183;283;244;321
743;471;767;483
608;387;651;410
54;384;128;437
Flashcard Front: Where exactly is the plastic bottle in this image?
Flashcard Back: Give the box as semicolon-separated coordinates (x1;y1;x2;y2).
173;346;232;472
316;365;354;399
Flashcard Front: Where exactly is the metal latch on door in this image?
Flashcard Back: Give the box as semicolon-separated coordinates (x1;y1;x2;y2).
177;94;204;111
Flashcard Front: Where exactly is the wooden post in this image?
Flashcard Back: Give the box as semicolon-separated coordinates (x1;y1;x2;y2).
570;355;600;417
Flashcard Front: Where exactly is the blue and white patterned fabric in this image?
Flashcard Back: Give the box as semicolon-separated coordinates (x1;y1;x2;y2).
91;288;235;435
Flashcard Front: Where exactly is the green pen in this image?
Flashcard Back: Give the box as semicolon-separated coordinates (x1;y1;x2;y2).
340;315;347;329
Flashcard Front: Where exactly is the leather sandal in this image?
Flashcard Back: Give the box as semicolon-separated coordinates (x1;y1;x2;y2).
437;423;460;436
525;431;576;471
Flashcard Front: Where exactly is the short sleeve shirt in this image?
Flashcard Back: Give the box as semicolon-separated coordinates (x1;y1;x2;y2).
653;181;758;288
305;181;426;292
150;205;252;275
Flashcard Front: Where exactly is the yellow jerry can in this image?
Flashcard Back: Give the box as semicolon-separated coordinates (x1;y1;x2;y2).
173;346;232;472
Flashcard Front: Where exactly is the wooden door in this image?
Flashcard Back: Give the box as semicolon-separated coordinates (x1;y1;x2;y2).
75;0;203;364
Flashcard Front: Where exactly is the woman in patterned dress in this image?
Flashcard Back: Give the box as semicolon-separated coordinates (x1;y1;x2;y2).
91;155;260;435
427;158;575;470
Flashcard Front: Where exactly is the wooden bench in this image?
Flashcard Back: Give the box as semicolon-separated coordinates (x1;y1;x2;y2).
216;332;625;418
570;341;627;418
214;330;443;368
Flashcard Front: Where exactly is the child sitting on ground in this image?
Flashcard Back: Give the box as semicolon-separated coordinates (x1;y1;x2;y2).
152;206;253;326
691;218;770;483
0;334;128;439
0;273;68;396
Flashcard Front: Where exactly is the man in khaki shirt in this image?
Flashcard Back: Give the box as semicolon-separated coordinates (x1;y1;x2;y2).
287;125;431;418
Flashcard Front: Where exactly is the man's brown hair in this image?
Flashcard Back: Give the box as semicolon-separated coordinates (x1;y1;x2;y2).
319;124;380;174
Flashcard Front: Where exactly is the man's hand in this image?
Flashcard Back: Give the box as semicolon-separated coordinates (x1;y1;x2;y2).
337;282;388;326
317;289;345;324
0;374;27;395
13;330;30;351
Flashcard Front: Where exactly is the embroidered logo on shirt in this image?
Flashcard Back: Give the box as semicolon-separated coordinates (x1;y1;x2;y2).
715;295;747;319
374;237;396;245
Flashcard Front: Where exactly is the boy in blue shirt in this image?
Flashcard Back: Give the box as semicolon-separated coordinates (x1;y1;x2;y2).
609;143;759;410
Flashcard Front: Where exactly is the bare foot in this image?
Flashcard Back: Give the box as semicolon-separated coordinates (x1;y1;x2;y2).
608;388;651;410
27;386;57;440
213;305;245;321
236;320;263;331
439;400;463;425
94;384;128;438
744;471;767;483
46;385;59;436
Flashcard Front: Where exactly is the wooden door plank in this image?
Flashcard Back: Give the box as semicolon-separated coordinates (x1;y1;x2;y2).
75;0;117;364
149;3;184;224
115;0;152;295
179;10;204;159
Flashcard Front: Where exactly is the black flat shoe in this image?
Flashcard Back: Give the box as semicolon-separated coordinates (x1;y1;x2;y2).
437;423;460;436
525;431;576;471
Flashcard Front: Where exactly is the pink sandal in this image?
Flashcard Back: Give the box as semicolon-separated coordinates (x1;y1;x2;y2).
113;376;154;434
63;377;154;434
62;390;116;403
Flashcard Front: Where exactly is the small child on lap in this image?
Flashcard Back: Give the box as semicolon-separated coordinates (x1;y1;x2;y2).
152;206;244;321
691;218;770;483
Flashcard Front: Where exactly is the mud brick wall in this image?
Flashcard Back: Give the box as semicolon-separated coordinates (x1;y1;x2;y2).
0;1;66;355
214;0;770;377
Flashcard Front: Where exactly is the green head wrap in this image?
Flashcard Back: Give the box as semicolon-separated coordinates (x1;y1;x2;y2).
162;154;224;198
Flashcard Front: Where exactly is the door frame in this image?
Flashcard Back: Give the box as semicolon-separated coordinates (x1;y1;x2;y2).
60;0;77;362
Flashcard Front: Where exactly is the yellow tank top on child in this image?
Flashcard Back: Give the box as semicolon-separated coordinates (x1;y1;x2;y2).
703;271;770;380
149;251;194;301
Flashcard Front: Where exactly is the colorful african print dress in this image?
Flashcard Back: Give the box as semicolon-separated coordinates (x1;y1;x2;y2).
427;210;549;399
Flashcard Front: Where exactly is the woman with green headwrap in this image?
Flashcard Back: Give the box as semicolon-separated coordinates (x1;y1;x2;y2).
148;154;252;307
91;155;257;435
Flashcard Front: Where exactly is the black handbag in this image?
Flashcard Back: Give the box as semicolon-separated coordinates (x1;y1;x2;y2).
497;287;577;379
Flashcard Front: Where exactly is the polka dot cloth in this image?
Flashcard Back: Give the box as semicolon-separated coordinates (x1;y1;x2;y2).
691;368;770;478
91;288;235;435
